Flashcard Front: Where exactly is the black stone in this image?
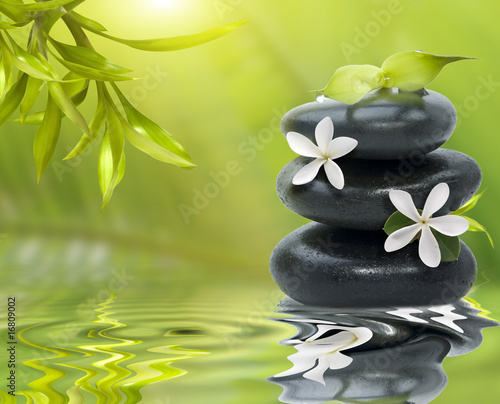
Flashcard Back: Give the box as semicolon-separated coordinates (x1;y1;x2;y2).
281;88;456;160
277;149;481;230
269;223;477;308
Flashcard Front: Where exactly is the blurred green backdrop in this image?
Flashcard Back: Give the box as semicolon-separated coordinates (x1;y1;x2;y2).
0;0;499;403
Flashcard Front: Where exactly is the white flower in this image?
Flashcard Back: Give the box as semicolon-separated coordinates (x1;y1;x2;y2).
286;117;358;189
384;182;470;268
274;320;372;385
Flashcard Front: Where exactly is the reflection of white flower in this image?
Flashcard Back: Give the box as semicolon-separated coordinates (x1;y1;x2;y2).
286;117;358;189
275;321;372;385
384;182;469;268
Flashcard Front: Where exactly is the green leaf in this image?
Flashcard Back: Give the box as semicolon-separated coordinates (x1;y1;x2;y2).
3;34;55;81
20;76;43;122
52;54;134;82
431;229;461;262
451;190;485;216
48;81;90;135
98;104;125;211
111;83;194;167
462;216;494;248
317;64;385;104
47;36;131;74
62;72;89;106
65;82;106;160
383;210;418;236
0;45;14;100
0;73;28;126
1;0;76;11
83;19;249;52
381;51;476;91
33;94;61;182
69;10;107;32
0;3;30;23
12;111;44;125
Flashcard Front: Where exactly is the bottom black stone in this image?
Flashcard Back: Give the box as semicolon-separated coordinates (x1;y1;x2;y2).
270;223;477;308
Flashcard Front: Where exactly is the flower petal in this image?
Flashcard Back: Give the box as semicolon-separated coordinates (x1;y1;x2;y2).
286;131;322;158
315;116;334;155
292;158;325;185
327;136;358;159
324;159;344;189
422;182;450;219
303;355;330;385
384;223;421;252
419;225;441;267
389;190;421;222
428;215;469;236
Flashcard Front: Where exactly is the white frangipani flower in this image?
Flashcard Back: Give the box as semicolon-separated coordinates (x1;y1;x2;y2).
384;182;470;268
274;321;372;385
286;117;358;189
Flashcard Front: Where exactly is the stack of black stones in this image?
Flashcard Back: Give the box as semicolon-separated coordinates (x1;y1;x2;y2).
270;88;481;308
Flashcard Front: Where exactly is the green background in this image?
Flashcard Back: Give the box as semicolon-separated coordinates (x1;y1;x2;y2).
0;0;499;403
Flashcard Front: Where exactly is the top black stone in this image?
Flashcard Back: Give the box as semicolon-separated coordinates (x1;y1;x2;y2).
281;88;457;160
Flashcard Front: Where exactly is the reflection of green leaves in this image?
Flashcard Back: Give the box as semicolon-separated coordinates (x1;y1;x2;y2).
431;229;461;262
319;50;475;104
0;3;246;209
33;94;61;181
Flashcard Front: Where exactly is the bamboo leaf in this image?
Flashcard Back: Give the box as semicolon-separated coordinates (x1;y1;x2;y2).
0;45;14;100
33;94;61;182
381;51;476;91
48;81;90;135
0;73;28;126
111;83;194;167
47;36;131;74
431;229;461;262
462;216;494;248
1;0;76;11
62;71;89;106
65;82;106;159
82;19;249;52
317;64;385;104
451;190;485;216
13;111;44;125
3;33;55;81
68;10;107;32
0;3;30;23
20;75;43;122
41;0;86;31
53;54;134;81
99;104;125;211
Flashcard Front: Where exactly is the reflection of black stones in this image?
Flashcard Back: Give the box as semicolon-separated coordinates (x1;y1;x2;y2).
281;88;456;160
276;149;481;230
269;223;477;308
269;337;450;404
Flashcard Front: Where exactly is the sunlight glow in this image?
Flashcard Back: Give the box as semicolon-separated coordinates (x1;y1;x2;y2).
149;0;178;9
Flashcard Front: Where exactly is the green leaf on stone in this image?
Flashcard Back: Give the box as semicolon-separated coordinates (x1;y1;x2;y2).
317;64;385;104
47;36;132;74
381;51;476;91
0;72;27;126
80;18;249;52
461;215;494;248
20;75;43;122
111;83;195;168
451;190;485;216
383;210;419;236
431;228;461;262
33;94;61;182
